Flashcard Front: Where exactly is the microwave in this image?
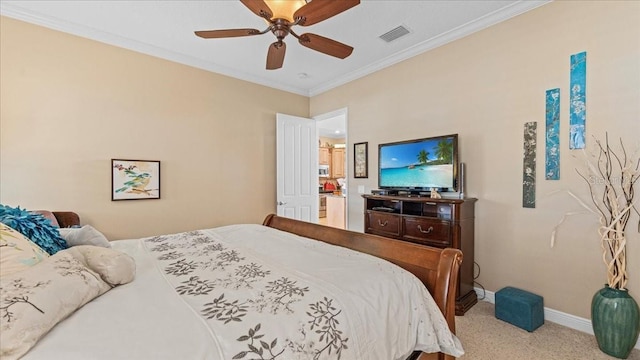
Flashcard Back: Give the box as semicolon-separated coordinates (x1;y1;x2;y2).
319;165;329;177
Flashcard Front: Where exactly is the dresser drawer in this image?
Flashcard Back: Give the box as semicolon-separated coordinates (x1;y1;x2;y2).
366;211;401;237
402;217;451;247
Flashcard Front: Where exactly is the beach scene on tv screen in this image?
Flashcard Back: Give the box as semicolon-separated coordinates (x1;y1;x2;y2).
380;138;454;188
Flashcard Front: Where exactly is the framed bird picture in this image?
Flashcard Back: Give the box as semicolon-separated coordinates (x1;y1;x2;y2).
111;159;161;201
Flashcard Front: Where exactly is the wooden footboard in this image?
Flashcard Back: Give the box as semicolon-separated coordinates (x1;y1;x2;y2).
263;214;462;360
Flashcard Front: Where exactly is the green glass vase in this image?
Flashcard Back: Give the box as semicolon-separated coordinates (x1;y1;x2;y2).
591;285;640;359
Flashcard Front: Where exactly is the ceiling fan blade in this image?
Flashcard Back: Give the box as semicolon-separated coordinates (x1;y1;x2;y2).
240;0;273;19
266;42;286;70
298;33;353;59
195;28;262;39
294;0;360;26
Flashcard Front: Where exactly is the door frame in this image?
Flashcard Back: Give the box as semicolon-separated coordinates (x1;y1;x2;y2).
314;107;348;228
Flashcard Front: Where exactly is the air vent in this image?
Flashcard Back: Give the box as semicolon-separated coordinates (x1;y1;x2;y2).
379;25;410;43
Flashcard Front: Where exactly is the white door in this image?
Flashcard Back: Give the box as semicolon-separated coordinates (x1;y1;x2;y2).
276;113;318;222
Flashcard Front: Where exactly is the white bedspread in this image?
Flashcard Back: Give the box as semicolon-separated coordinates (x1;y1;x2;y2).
24;224;463;360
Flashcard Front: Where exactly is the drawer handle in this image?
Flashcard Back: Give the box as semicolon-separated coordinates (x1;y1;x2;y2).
378;220;389;227
418;225;434;234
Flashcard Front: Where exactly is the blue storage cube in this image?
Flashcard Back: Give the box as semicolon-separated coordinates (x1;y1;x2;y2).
495;286;544;332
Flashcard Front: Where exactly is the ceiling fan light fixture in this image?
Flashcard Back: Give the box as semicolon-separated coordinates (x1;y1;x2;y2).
196;0;358;70
264;0;307;22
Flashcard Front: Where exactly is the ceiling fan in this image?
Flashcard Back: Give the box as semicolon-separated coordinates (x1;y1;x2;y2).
195;0;360;70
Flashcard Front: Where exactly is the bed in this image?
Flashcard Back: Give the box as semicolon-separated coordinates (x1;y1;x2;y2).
1;213;464;360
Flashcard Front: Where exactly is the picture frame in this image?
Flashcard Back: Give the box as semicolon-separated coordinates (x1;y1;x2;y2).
111;159;161;201
354;142;368;178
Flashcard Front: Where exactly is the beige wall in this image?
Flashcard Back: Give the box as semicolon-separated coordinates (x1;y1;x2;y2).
0;17;309;239
311;1;639;319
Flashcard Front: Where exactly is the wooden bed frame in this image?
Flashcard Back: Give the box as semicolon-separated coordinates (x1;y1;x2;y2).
263;214;462;360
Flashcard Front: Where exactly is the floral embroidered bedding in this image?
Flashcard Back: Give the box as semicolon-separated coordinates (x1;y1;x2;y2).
2;223;463;360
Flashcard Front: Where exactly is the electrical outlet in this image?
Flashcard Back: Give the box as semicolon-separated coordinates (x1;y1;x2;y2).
357;185;365;194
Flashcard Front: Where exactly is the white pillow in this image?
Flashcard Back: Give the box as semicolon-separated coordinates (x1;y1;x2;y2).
0;246;135;359
64;246;136;285
0;251;112;359
0;222;50;277
58;225;111;248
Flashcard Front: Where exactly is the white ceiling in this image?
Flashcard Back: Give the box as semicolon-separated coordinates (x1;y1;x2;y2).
0;0;549;97
318;113;347;139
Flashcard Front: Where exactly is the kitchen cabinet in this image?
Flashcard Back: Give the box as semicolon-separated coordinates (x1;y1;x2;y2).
330;148;345;178
326;195;345;229
319;147;330;165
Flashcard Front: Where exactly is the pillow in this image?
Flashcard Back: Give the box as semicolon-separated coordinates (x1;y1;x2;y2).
0;223;50;277
0;205;67;255
0;251;112;359
58;225;111;248
64;245;135;285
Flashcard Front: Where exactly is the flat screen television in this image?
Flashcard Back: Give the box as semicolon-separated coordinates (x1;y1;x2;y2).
378;134;458;192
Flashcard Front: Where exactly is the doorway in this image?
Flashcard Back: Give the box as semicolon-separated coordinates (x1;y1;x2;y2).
314;108;348;229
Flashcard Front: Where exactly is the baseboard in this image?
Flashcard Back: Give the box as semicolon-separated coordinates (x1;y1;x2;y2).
474;287;640;350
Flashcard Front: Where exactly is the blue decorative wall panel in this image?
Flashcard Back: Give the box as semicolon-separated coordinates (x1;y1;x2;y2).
569;51;587;149
545;88;560;180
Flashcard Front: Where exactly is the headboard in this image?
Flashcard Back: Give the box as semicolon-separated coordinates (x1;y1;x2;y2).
32;210;80;228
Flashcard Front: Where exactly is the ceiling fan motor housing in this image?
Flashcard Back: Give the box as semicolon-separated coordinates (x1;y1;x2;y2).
271;19;291;41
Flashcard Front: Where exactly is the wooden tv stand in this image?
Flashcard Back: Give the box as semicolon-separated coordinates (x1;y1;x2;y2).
362;194;477;315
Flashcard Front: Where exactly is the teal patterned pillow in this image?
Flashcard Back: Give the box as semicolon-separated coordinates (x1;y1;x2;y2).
0;205;68;255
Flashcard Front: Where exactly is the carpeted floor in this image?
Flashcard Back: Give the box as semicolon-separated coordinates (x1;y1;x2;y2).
455;301;640;360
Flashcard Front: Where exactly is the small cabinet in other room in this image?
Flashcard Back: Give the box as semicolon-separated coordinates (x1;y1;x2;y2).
331;148;345;178
319;147;330;165
326;196;346;229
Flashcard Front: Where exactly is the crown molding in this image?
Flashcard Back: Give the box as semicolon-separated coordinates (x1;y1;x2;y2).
0;2;309;96
1;1;551;98
307;0;552;96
